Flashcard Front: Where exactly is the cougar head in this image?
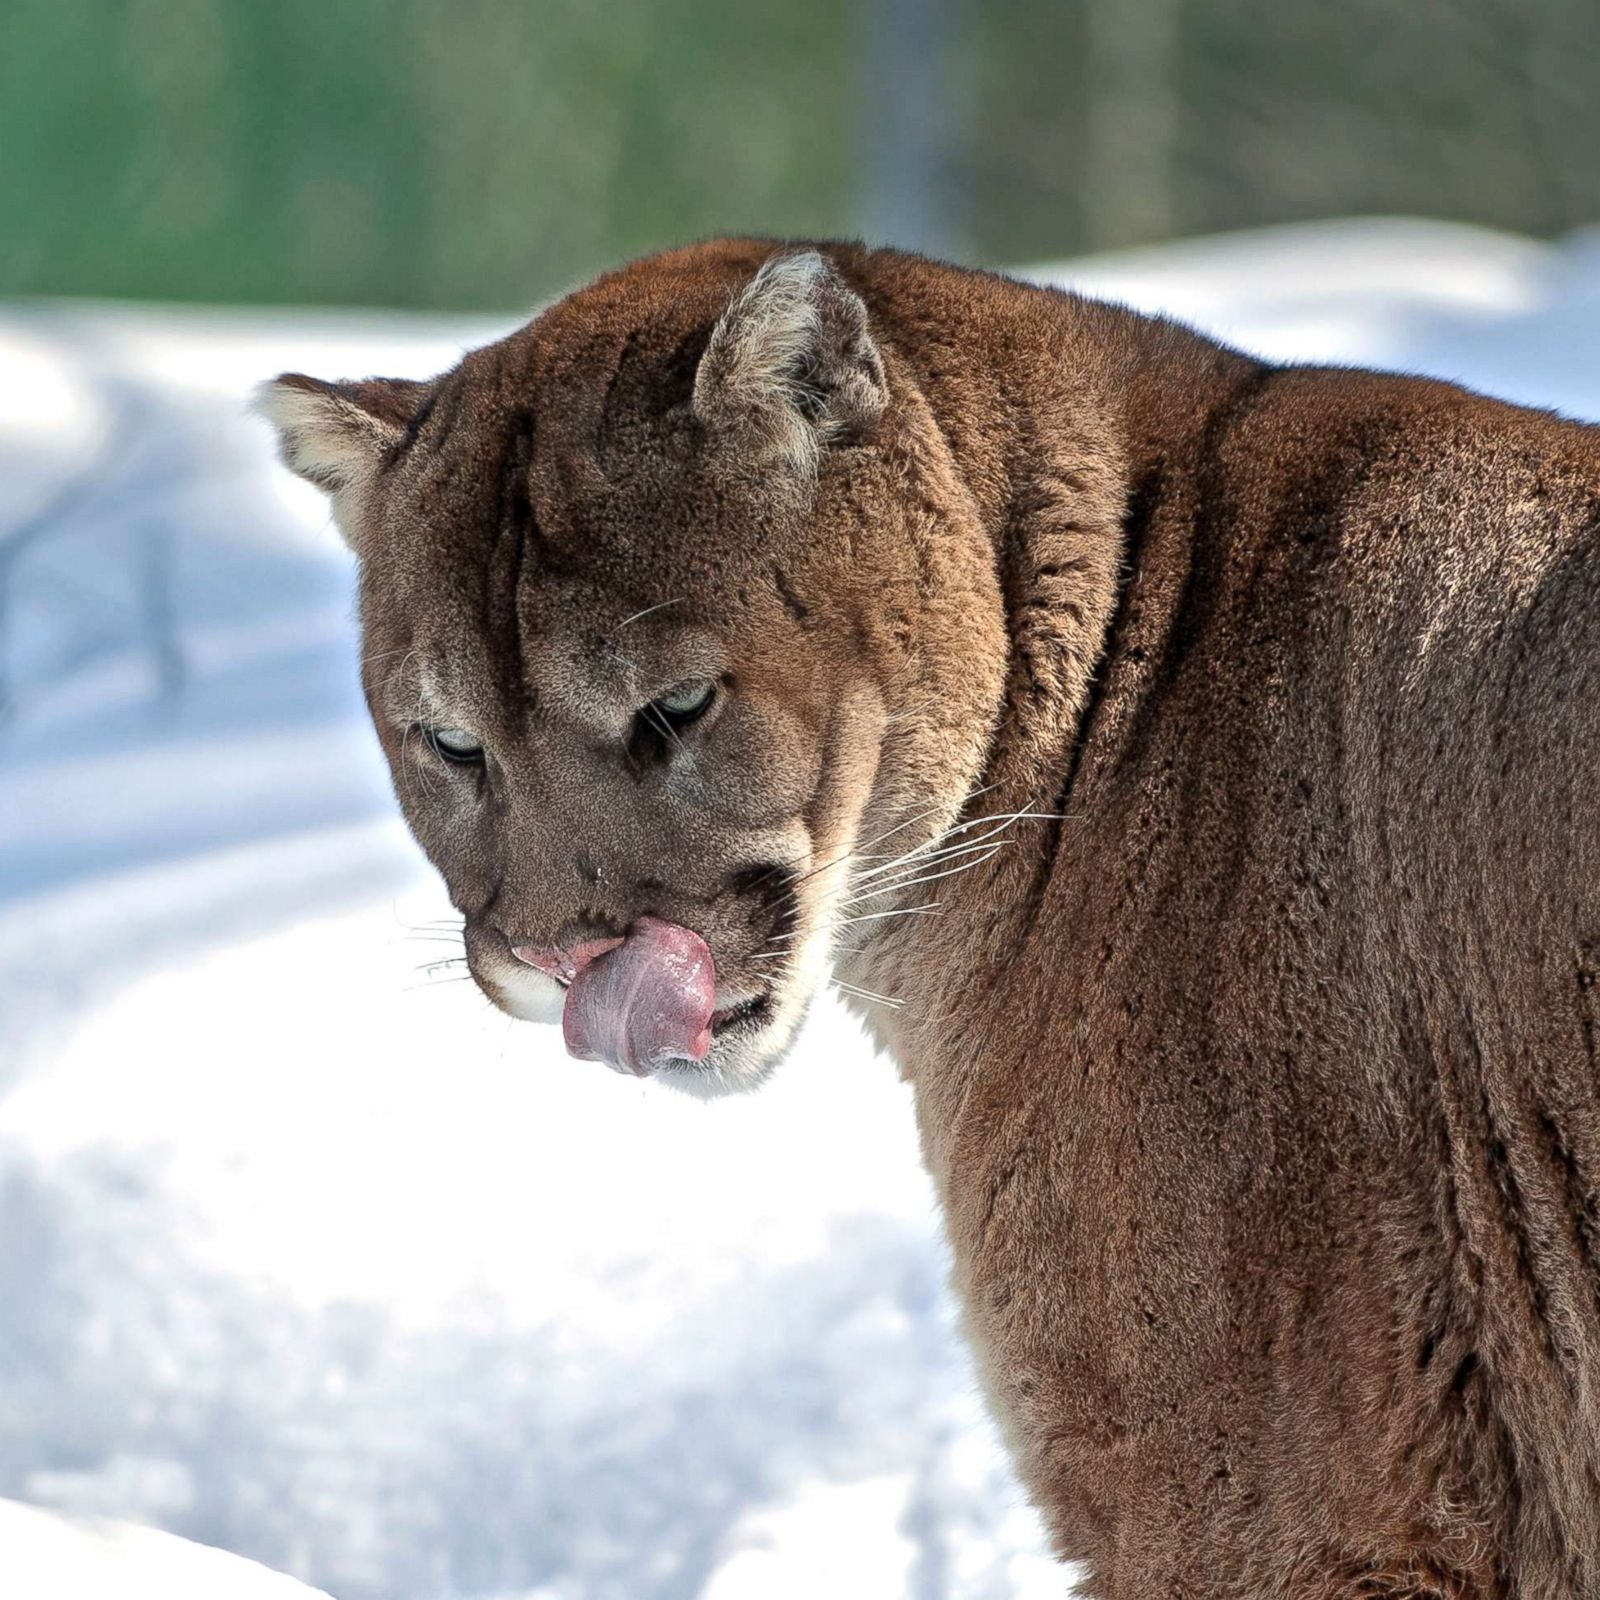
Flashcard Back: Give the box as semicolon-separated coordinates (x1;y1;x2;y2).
260;243;1006;1094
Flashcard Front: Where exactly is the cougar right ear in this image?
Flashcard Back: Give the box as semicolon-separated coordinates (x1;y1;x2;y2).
692;251;889;474
255;373;429;553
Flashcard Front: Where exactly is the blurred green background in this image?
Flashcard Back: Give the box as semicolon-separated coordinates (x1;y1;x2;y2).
4;0;1598;310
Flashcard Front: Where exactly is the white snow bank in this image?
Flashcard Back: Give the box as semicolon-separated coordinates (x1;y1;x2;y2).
0;1497;330;1599
1037;215;1600;421
3;217;1598;1600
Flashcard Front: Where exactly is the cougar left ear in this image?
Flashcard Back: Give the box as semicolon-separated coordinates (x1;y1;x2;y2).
255;372;429;553
693;250;889;471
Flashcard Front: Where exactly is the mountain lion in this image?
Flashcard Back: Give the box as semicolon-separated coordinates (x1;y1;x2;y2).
262;241;1600;1598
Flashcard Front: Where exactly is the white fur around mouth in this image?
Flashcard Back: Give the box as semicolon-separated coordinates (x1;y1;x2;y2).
710;992;772;1036
488;961;566;1025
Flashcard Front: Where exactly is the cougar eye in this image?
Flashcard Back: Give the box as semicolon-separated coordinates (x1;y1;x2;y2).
422;725;485;764
651;678;716;726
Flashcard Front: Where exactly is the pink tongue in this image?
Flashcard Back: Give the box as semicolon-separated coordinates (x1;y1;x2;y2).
562;916;717;1077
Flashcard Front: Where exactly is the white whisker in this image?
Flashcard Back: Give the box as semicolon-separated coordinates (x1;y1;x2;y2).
845;844;1005;904
617;597;686;629
829;977;903;1009
769;783;1019;912
762;902;941;946
416;956;469;975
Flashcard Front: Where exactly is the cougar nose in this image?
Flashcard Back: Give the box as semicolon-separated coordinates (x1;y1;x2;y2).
512;936;625;986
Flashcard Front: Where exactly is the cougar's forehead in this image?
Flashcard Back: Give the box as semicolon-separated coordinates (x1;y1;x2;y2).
357;244;886;723
367;452;776;700
377;310;789;609
362;446;784;746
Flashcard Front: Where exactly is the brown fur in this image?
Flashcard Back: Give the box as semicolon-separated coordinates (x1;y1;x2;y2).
262;240;1600;1596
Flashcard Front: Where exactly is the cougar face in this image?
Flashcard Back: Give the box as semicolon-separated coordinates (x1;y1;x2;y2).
262;246;1007;1093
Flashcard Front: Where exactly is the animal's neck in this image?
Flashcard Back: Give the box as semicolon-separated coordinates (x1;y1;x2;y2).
971;311;1266;877
845;273;1262;1115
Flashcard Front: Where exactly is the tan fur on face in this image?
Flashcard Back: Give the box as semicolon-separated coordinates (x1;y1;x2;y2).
265;240;1600;1596
261;242;1003;1094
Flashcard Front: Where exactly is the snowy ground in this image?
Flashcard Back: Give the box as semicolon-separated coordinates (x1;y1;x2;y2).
3;218;1599;1599
0;1499;331;1600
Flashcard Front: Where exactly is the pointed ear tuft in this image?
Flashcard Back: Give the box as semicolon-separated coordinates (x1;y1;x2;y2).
693;251;888;473
254;373;427;552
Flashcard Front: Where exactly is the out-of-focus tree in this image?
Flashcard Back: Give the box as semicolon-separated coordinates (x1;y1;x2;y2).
2;0;1598;309
0;0;851;308
856;0;970;259
1082;0;1180;249
966;0;1600;265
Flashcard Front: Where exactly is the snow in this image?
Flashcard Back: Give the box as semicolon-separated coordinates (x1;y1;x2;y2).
0;1498;331;1600
3;218;1599;1599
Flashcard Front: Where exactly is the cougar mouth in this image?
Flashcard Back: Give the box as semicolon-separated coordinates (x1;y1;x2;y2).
556;917;791;1078
533;976;772;1025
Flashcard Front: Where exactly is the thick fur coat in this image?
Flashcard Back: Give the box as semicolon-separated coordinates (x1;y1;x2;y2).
264;241;1600;1597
